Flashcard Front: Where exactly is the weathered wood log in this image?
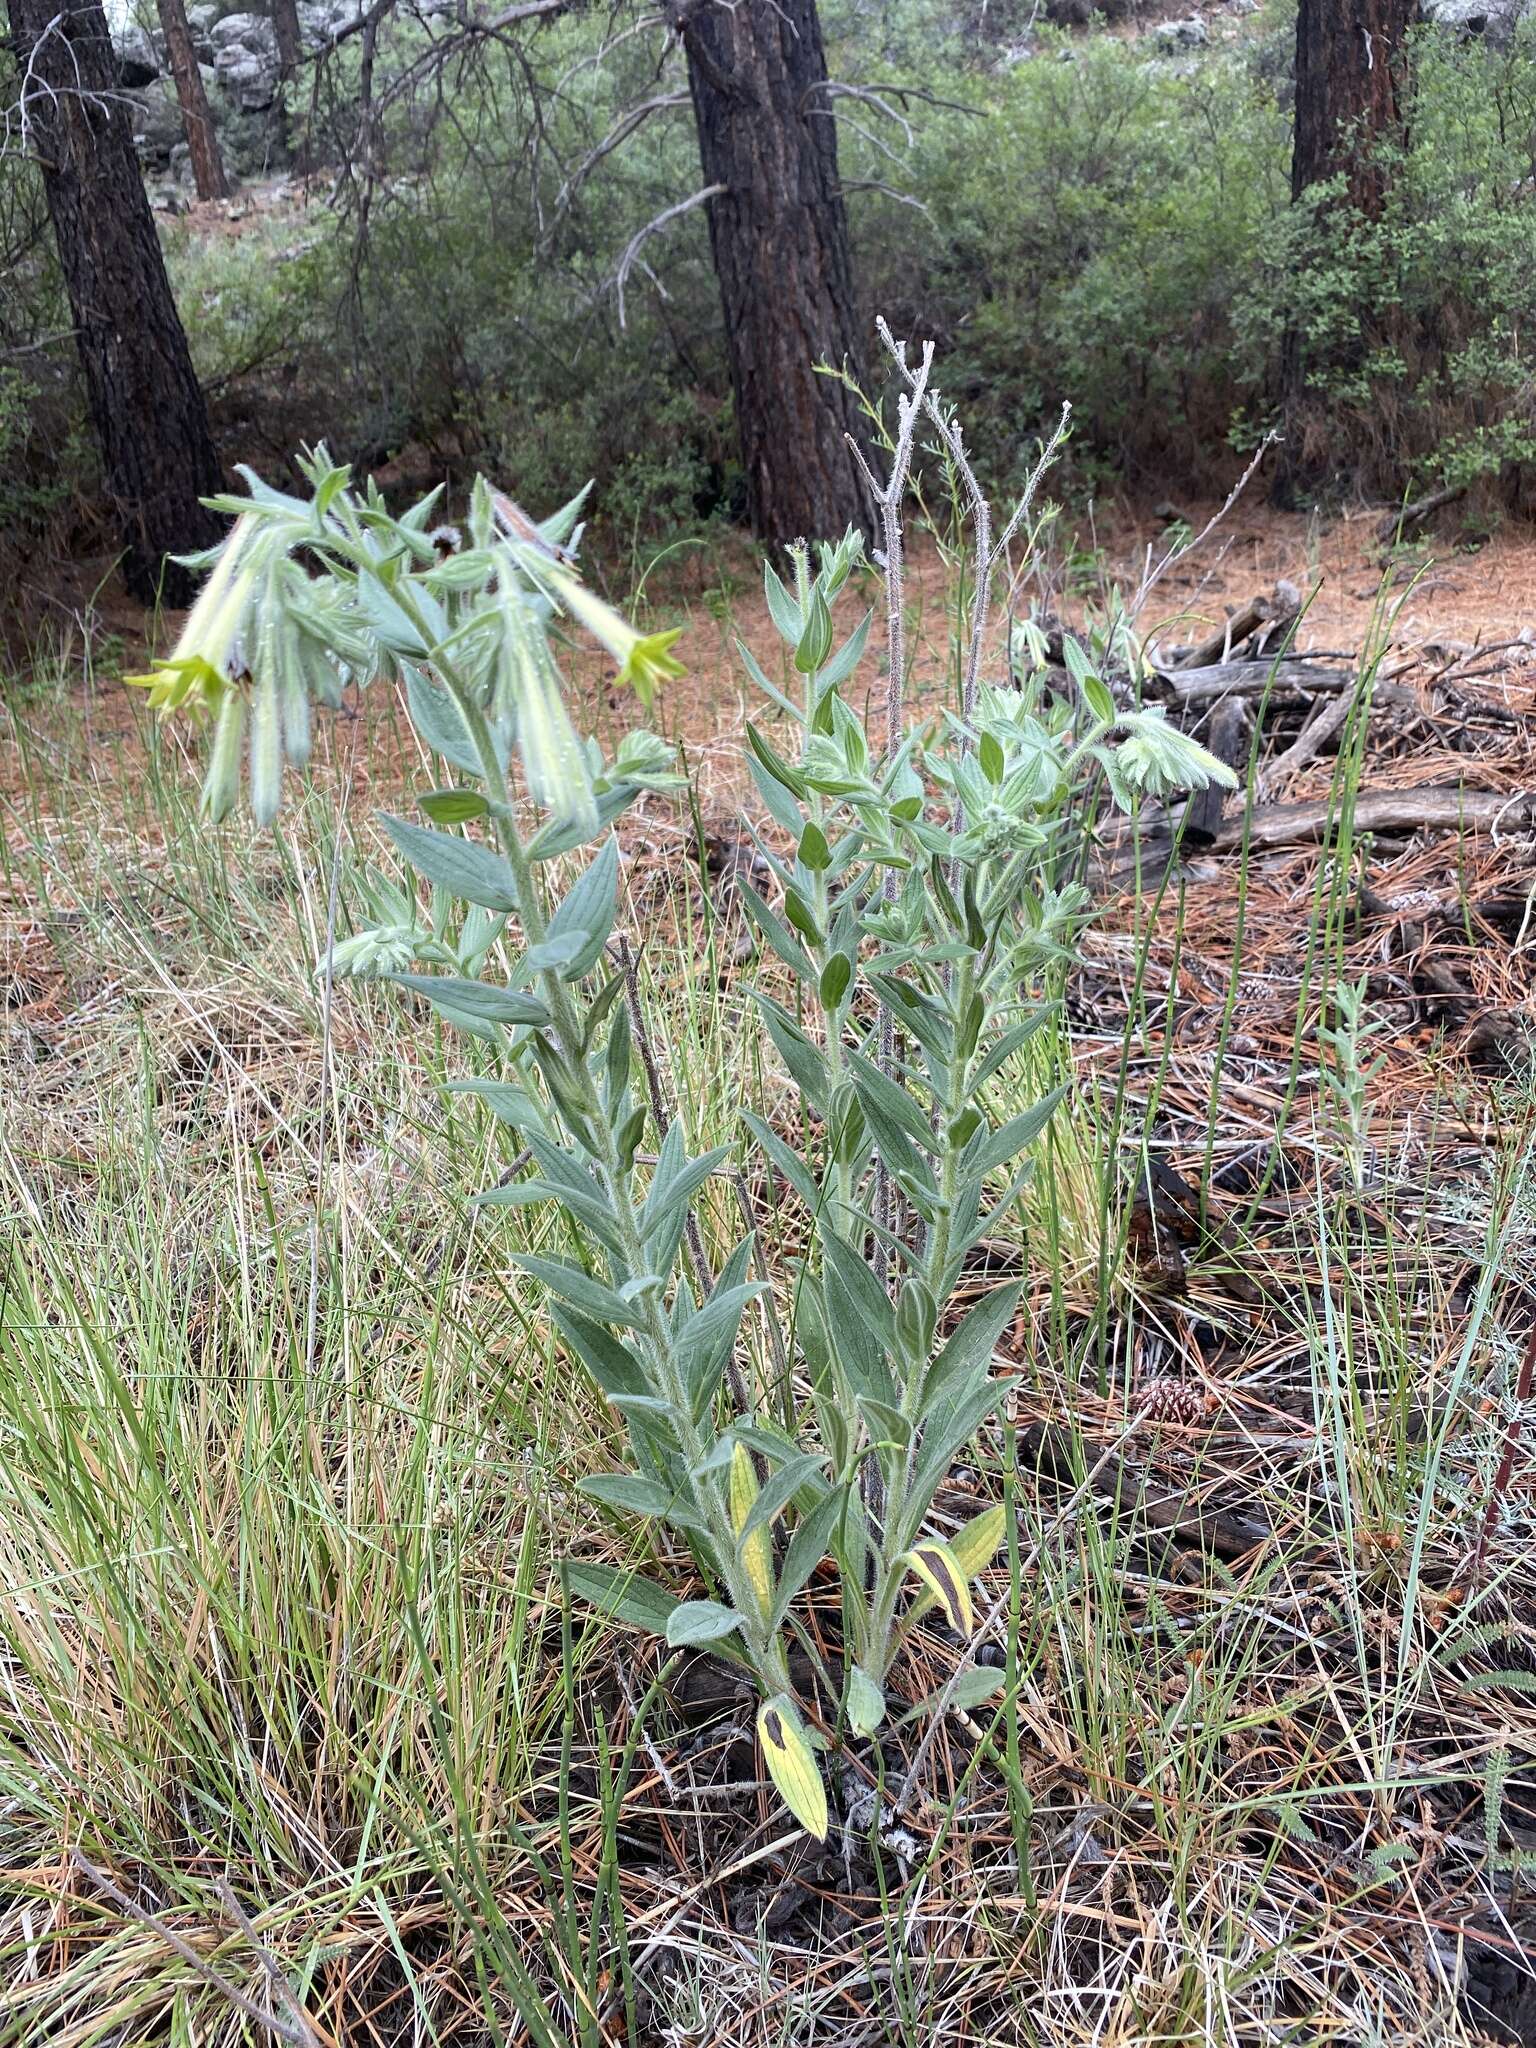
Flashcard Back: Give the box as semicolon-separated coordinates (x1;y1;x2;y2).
1178;595;1275;671
1214;787;1533;852
1178;698;1252;846
1376;482;1467;546
1153;658;1354;706
1163;581;1303;671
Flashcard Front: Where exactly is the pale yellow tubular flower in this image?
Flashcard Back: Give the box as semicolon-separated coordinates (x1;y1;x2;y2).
125;515;260;716
199;687;246;822
545;566;683;711
501;594;597;828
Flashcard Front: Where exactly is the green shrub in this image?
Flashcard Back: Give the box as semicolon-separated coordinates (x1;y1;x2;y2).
858;20;1536;506
1240;26;1536;499
858;31;1289;494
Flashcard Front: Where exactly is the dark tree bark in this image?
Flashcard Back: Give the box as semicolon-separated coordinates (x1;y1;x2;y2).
1276;0;1417;500
270;0;303;81
1292;0;1417;216
155;0;229;200
675;0;870;545
7;0;224;603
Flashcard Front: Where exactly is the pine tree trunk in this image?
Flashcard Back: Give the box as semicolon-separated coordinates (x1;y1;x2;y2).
8;0;225;603
676;0;870;545
270;0;303;81
1292;0;1417;216
1276;0;1417;500
155;0;229;201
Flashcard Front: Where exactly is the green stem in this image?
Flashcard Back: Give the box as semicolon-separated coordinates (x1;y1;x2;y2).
858;951;976;1677
424;627;788;1692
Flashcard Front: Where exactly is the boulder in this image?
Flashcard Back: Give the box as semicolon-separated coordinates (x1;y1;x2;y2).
1422;0;1535;45
210;13;280;111
186;3;221;59
112;20;161;86
128;78;187;168
1154;15;1209;46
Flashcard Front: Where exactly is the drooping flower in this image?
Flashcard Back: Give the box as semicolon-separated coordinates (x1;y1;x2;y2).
495;591;598;829
125;517;260;716
544;567;684;710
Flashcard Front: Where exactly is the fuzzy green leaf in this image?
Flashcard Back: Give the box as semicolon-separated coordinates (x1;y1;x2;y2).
562;1561;678;1638
382;814;520;912
666;1601;744;1647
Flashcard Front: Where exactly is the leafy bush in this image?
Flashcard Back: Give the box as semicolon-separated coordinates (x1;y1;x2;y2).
133;406;1232;1836
1239;26;1536;499
884;21;1536;504
873;32;1286;493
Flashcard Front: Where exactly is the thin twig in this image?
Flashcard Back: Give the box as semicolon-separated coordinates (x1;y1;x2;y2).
70;1854;321;2047
213;1882;326;2048
1129;432;1279;625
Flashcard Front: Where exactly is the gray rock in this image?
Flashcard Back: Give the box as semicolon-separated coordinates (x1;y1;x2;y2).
185;4;220;59
112;20;161;86
297;0;367;49
1154;14;1209;46
210;13;280;111
209;10;280;56
1422;0;1535;46
128;78;187;168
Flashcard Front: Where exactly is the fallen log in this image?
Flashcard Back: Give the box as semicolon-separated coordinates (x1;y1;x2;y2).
1376;482;1467;547
1214;787;1534;852
1179;595;1274;671
1174;581;1302;671
1153;658;1354;706
1176;697;1251;846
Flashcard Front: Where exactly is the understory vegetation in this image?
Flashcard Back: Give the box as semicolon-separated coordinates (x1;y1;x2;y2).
2;396;1535;2037
3;1;1536;2042
6;8;1536;572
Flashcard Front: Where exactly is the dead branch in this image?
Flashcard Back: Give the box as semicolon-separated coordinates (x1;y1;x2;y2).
1153;658;1356;706
614;183;724;329
1175;580;1301;671
1216;787;1535;852
1376;482;1467;547
70;1854;322;2047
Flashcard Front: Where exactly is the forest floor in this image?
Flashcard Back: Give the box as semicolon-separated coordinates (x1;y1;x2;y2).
1;502;1535;2044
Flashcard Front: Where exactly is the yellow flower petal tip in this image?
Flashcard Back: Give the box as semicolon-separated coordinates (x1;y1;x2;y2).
620;629;685;709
